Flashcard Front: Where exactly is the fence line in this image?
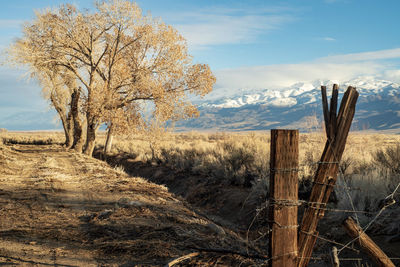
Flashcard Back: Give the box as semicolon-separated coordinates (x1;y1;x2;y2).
337;180;400;255
244;165;399;265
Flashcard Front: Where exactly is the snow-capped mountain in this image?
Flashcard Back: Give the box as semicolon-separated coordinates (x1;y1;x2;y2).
204;77;400;109
176;77;400;132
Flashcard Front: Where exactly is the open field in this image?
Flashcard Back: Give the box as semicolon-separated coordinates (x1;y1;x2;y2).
0;130;399;266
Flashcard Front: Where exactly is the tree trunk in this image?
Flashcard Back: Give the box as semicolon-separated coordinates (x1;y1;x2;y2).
60;112;73;148
104;123;114;155
84;122;99;156
84;108;99;157
65;111;74;148
70;89;85;153
83;89;99;157
51;94;73;148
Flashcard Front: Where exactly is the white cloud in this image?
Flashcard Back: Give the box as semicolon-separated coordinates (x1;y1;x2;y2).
322;37;336;41
0;19;24;29
169;7;294;49
215;62;383;90
317;48;400;63
381;69;400;83
211;48;400;97
324;0;347;3
0;66;46;115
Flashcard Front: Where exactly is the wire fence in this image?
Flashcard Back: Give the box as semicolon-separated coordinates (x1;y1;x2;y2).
165;152;400;266
167;146;400;266
243;154;400;266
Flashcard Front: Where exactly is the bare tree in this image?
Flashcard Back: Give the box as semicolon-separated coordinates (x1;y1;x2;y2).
8;0;215;156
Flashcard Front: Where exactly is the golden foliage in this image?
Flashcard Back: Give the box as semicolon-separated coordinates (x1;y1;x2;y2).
7;0;215;154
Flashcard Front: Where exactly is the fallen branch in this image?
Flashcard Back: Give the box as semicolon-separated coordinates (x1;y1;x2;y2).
342;217;395;267
165;252;200;267
330;246;340;267
186;246;269;260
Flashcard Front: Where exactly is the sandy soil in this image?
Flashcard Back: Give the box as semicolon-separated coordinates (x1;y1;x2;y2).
0;144;264;266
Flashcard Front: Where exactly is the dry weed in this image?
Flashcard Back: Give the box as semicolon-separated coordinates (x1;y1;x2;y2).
5;130;400;238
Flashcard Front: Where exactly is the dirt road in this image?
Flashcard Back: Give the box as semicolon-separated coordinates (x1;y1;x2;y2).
0;144;261;266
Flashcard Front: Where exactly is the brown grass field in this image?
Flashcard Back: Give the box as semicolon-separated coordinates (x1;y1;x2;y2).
0;130;399;266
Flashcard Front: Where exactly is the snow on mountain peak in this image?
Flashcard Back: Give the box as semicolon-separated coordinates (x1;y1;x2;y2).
206;77;399;109
343;76;399;91
270;97;297;107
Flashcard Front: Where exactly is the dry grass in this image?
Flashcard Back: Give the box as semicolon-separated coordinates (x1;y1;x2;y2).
1;131;65;145
98;131;400;237
2;130;400;238
1;130;399;266
100;131;400;178
0;143;260;266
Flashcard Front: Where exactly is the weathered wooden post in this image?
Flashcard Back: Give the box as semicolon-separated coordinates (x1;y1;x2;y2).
269;129;299;267
298;85;359;267
343;217;395;267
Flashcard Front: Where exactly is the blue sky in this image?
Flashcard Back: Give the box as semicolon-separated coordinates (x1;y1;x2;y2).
1;0;400;130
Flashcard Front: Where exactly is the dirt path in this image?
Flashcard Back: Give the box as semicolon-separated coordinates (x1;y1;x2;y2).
0;144;264;266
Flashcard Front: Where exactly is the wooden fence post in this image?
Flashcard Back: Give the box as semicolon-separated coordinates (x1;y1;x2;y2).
298;85;359;267
269;129;299;267
343;217;395;267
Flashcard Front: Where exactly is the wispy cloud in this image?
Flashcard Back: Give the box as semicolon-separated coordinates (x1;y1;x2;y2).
317;48;400;62
0;66;46;113
324;0;347;3
381;69;400;83
167;7;295;49
211;48;400;96
322;37;336;41
215;62;383;91
0;19;24;29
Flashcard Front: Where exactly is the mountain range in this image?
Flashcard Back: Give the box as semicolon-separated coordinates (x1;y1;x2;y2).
2;76;400;133
175;76;400;132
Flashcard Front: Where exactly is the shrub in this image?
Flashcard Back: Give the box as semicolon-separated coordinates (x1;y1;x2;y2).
328;143;400;236
373;143;400;174
156;134;269;187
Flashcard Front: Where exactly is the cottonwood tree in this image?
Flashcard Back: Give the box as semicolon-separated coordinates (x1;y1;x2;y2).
9;59;86;151
37;69;76;148
9;0;215;156
102;101;143;154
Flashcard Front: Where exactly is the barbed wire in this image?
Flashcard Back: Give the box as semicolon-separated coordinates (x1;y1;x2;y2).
337;180;400;256
270;161;377;192
242;91;400;265
299;230;359;253
327;135;399;257
264;198;383;215
244;135;400;265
